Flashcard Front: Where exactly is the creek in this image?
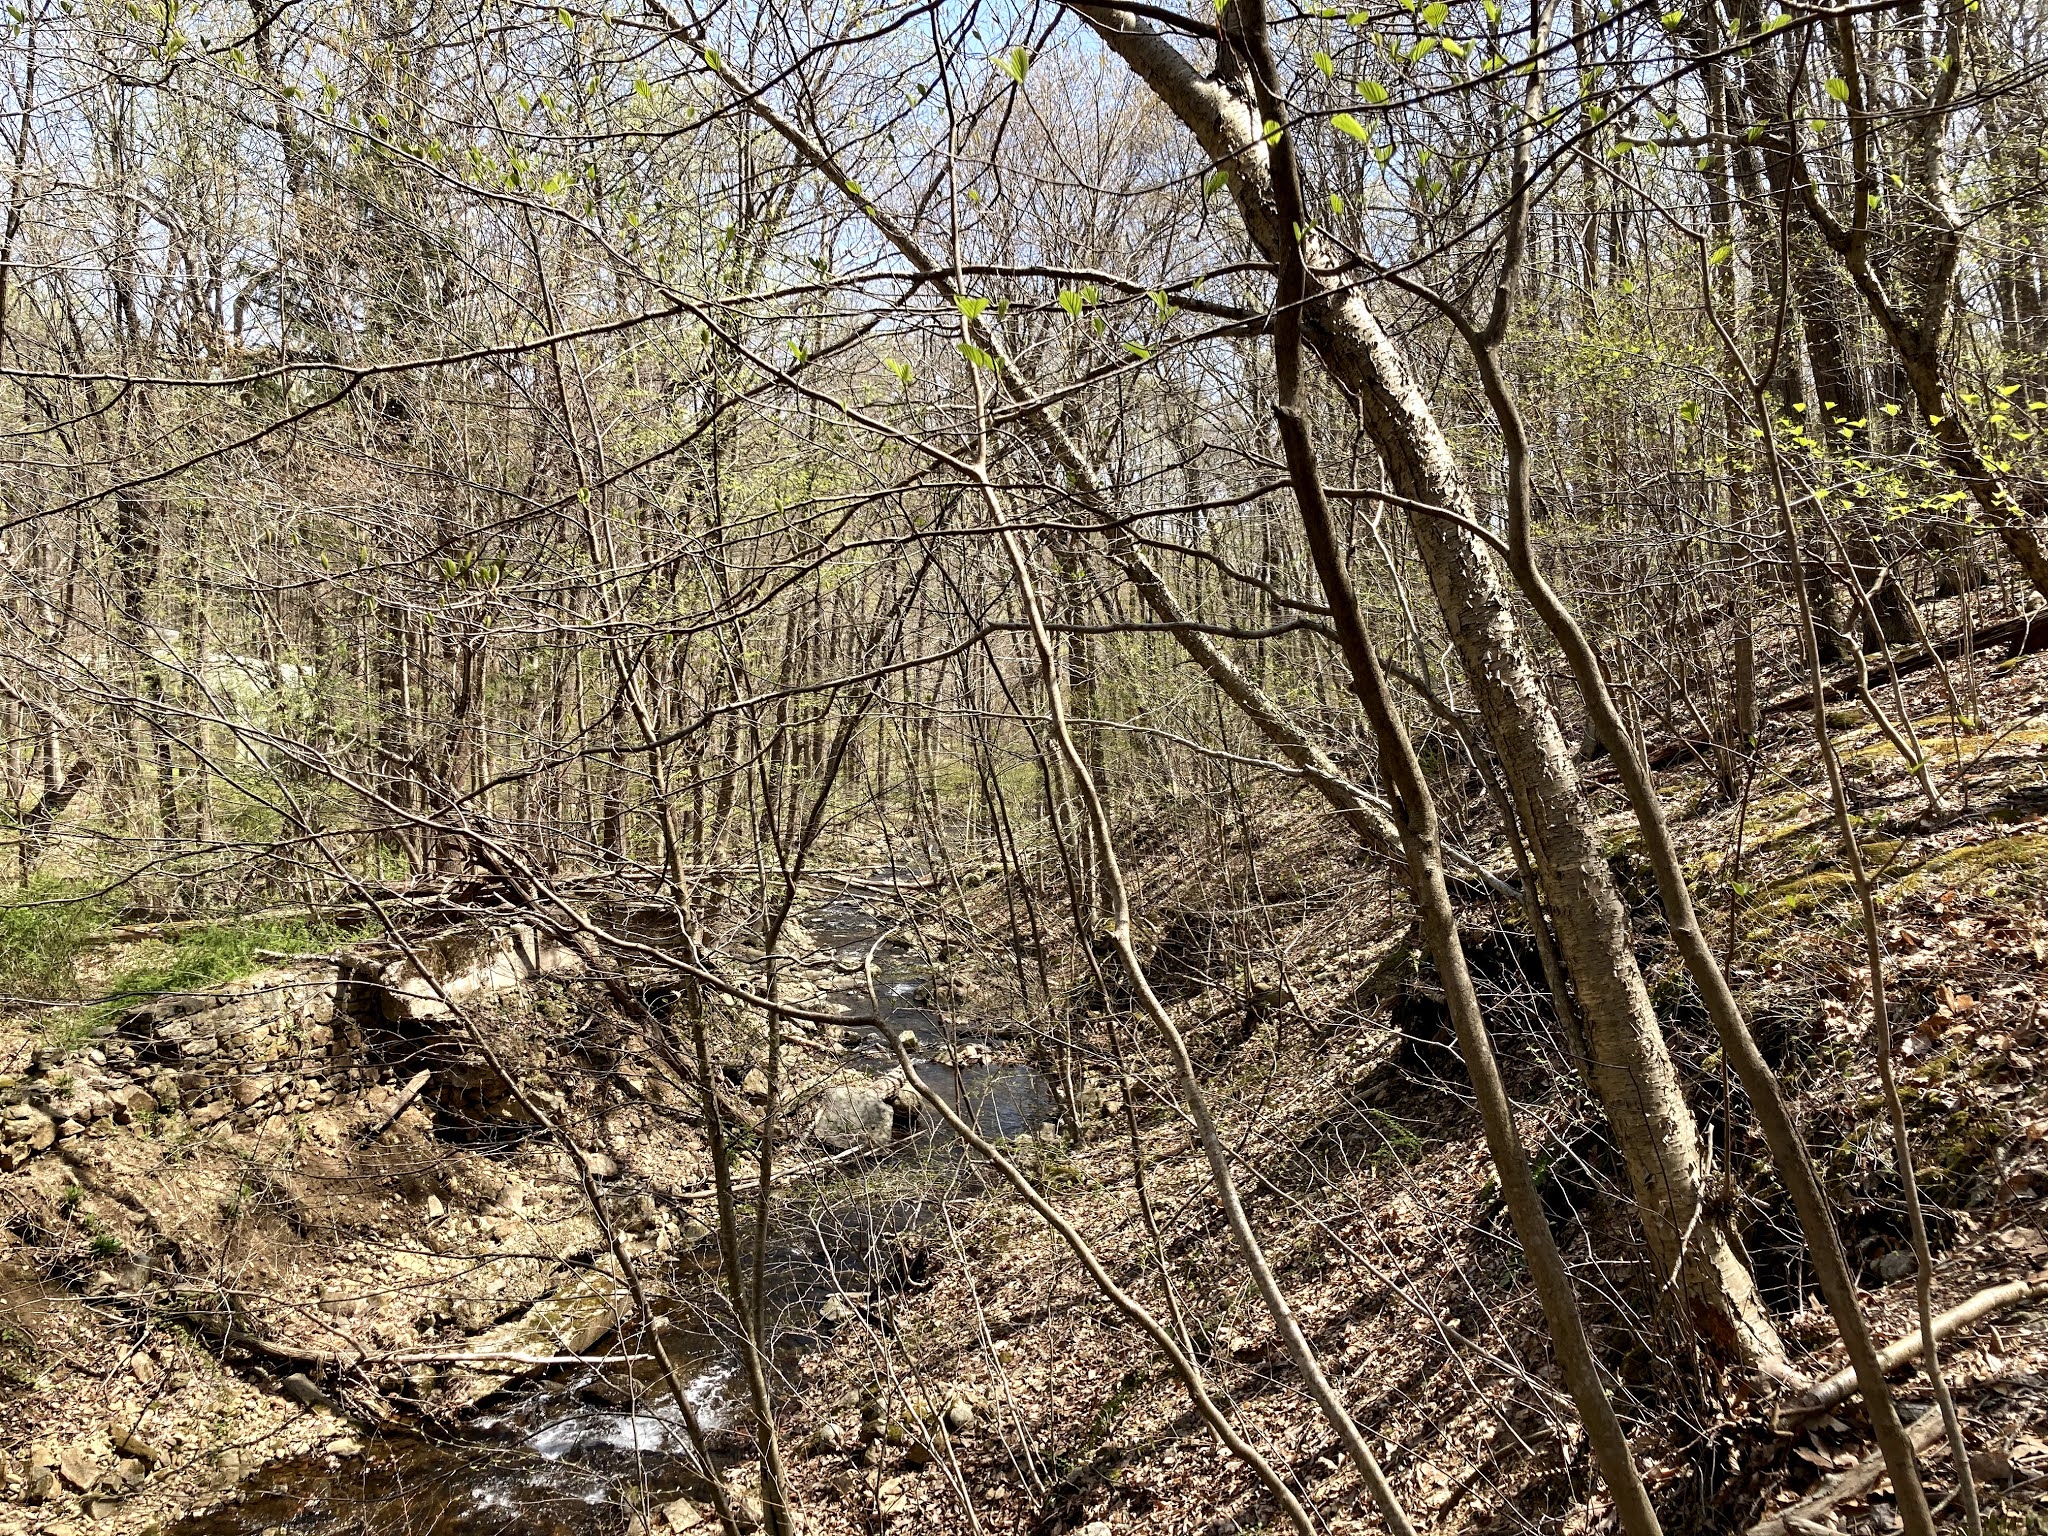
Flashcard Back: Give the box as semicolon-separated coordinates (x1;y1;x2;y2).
169;891;1053;1536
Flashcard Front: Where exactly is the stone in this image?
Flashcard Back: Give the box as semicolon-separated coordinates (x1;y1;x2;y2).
1080;1524;1113;1536
424;1194;446;1222
190;1103;232;1129
108;1423;160;1464
663;1500;713;1533
326;1438;363;1458
278;1372;332;1410
740;1067;771;1103
618;1192;660;1233
3;1105;56;1150
232;1075;270;1109
317;1283;366;1319
1875;1250;1918;1282
808;1422;849;1456
820;1293;859;1325
110;1086;156;1124
585;1152;619;1180
943;1397;974;1433
812;1084;894;1151
57;1449;98;1492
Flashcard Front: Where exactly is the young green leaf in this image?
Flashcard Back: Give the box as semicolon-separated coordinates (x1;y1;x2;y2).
1331;112;1371;142
1203;167;1231;195
1358;78;1389;103
1057;289;1086;320
1313;49;1335;76
1122;342;1153;361
997;46;1030;84
1824;76;1849;102
953;295;991;322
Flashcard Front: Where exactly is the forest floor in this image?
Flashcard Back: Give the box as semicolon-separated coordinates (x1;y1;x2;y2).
769;638;2048;1536
0;635;2044;1536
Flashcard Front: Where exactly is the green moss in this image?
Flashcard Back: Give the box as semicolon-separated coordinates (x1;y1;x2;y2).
1885;832;2048;901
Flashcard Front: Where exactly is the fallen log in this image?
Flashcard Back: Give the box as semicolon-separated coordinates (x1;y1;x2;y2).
351;1069;433;1148
1761;611;2048;720
1785;1274;2048;1420
1749;1408;1947;1536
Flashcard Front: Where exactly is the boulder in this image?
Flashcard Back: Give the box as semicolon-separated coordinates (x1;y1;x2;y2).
2;1105;55;1151
812;1084;893;1151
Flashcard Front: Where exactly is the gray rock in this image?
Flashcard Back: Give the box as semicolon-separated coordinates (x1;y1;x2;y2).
1875;1249;1919;1282
812;1084;893;1151
108;1422;161;1464
618;1192;660;1234
943;1397;974;1433
279;1373;333;1410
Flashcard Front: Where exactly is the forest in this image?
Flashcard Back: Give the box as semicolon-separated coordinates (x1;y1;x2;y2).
0;0;2045;1533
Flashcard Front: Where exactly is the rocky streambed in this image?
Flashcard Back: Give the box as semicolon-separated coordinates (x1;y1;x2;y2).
1;886;1057;1536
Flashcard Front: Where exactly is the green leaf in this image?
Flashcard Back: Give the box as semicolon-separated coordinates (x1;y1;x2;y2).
1824;76;1849;102
1329;191;1345;215
1440;37;1466;56
1408;35;1438;59
1263;118;1284;145
1421;1;1448;24
997;46;1030;84
953;295;991;322
1313;50;1335;76
1482;0;1500;21
1358;78;1389;103
958;342;998;371
1331;111;1371;142
1203;167;1231;195
702;45;721;70
1147;289;1175;316
633;77;653;100
1057;289;1086;320
1660;7;1684;25
1708;242;1734;265
1122;342;1153;361
882;356;914;385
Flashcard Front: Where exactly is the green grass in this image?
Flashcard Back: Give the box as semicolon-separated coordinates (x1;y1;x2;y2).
96;917;358;1017
0;878;109;1006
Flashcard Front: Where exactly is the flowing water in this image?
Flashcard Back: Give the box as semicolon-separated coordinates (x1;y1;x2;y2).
171;891;1054;1536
